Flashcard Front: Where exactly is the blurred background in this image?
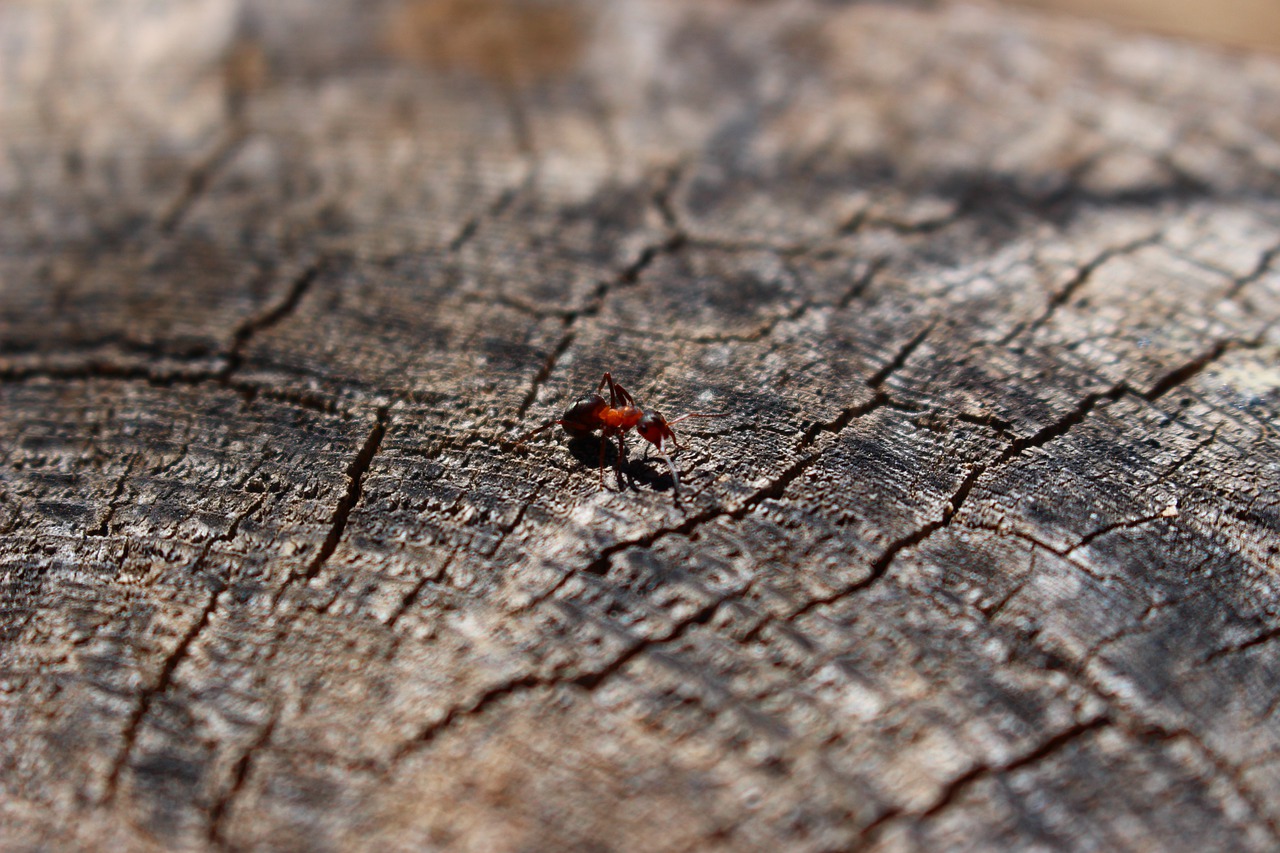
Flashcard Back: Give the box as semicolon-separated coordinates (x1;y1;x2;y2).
1013;0;1280;51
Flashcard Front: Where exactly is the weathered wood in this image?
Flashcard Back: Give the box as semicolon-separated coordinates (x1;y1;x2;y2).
3;1;1280;850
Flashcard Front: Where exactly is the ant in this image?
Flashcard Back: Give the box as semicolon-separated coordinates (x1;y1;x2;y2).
518;372;722;494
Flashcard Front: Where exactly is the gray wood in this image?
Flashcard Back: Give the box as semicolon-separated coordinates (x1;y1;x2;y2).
3;1;1280;850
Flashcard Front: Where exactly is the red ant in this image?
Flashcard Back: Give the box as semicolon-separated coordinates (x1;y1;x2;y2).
518;373;722;494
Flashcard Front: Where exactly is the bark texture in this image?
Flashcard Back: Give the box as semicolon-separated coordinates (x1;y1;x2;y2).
4;1;1280;850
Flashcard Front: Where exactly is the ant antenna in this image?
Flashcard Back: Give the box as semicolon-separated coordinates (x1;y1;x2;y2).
665;412;726;451
515;419;557;448
667;413;725;423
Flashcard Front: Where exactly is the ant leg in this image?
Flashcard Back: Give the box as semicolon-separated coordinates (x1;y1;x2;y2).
615;431;628;488
597;431;608;487
599;373;618;407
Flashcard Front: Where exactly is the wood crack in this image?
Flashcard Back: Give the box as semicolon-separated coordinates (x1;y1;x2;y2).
0;361;344;414
868;323;935;390
746;459;990;639
945;553;1280;847
389;586;738;768
857;716;1112;845
515;169;688;418
86;456;137;538
206;702;279;848
736;341;1244;639
1000;230;1164;346
103;492;267;802
104;585;221;803
446;182;524;254
1064;511;1172;556
1205;626;1280;663
1225;238;1280;301
298;405;391;584
158;124;249;235
219;259;326;382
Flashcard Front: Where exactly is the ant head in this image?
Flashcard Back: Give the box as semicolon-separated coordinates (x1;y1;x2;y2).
637;410;674;446
559;393;607;437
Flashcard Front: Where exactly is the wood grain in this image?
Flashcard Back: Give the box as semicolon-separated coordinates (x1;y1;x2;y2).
2;1;1280;850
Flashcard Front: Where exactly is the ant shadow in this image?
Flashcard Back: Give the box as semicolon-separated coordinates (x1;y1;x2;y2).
566;436;677;492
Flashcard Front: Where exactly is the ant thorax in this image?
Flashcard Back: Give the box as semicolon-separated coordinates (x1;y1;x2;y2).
599;405;642;431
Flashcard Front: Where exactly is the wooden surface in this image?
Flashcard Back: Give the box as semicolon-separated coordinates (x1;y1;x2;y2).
1013;0;1280;51
3;0;1280;850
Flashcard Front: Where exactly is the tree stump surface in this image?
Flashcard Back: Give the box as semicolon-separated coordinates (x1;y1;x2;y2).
3;1;1280;850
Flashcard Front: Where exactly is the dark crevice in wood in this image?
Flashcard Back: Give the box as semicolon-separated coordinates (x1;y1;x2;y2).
227;381;344;414
858;716;1112;844
954;410;1015;436
447;182;523;254
219;259;326;383
868;323;934;389
0;360;223;386
799;393;889;447
618;230;688;287
738;346;1237;640
944;560;1280;847
1142;425;1220;493
1065;511;1172;555
998;384;1127;463
579;507;740;578
1143;339;1234;401
569;589;732;690
299;405;391;584
0;361;345;414
206;703;279;848
385;554;455;630
598;257;887;347
1092;700;1280;845
103;491;268;802
0;334;221;361
515;173;689;419
389;586;737;767
683;235;858;259
653;163;684;232
158;125;249;235
517;330;577;419
389;672;547;764
105;585;221;802
752;460;990;638
837;256;888;309
86;456;136;538
838;203;965;238
459;291;575;321
1205;626;1280;663
525;442;835;613
1000;230;1164;345
1225;239;1280;300
977;549;1037;621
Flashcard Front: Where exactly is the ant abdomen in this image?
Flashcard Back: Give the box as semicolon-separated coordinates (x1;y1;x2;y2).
560;394;607;437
